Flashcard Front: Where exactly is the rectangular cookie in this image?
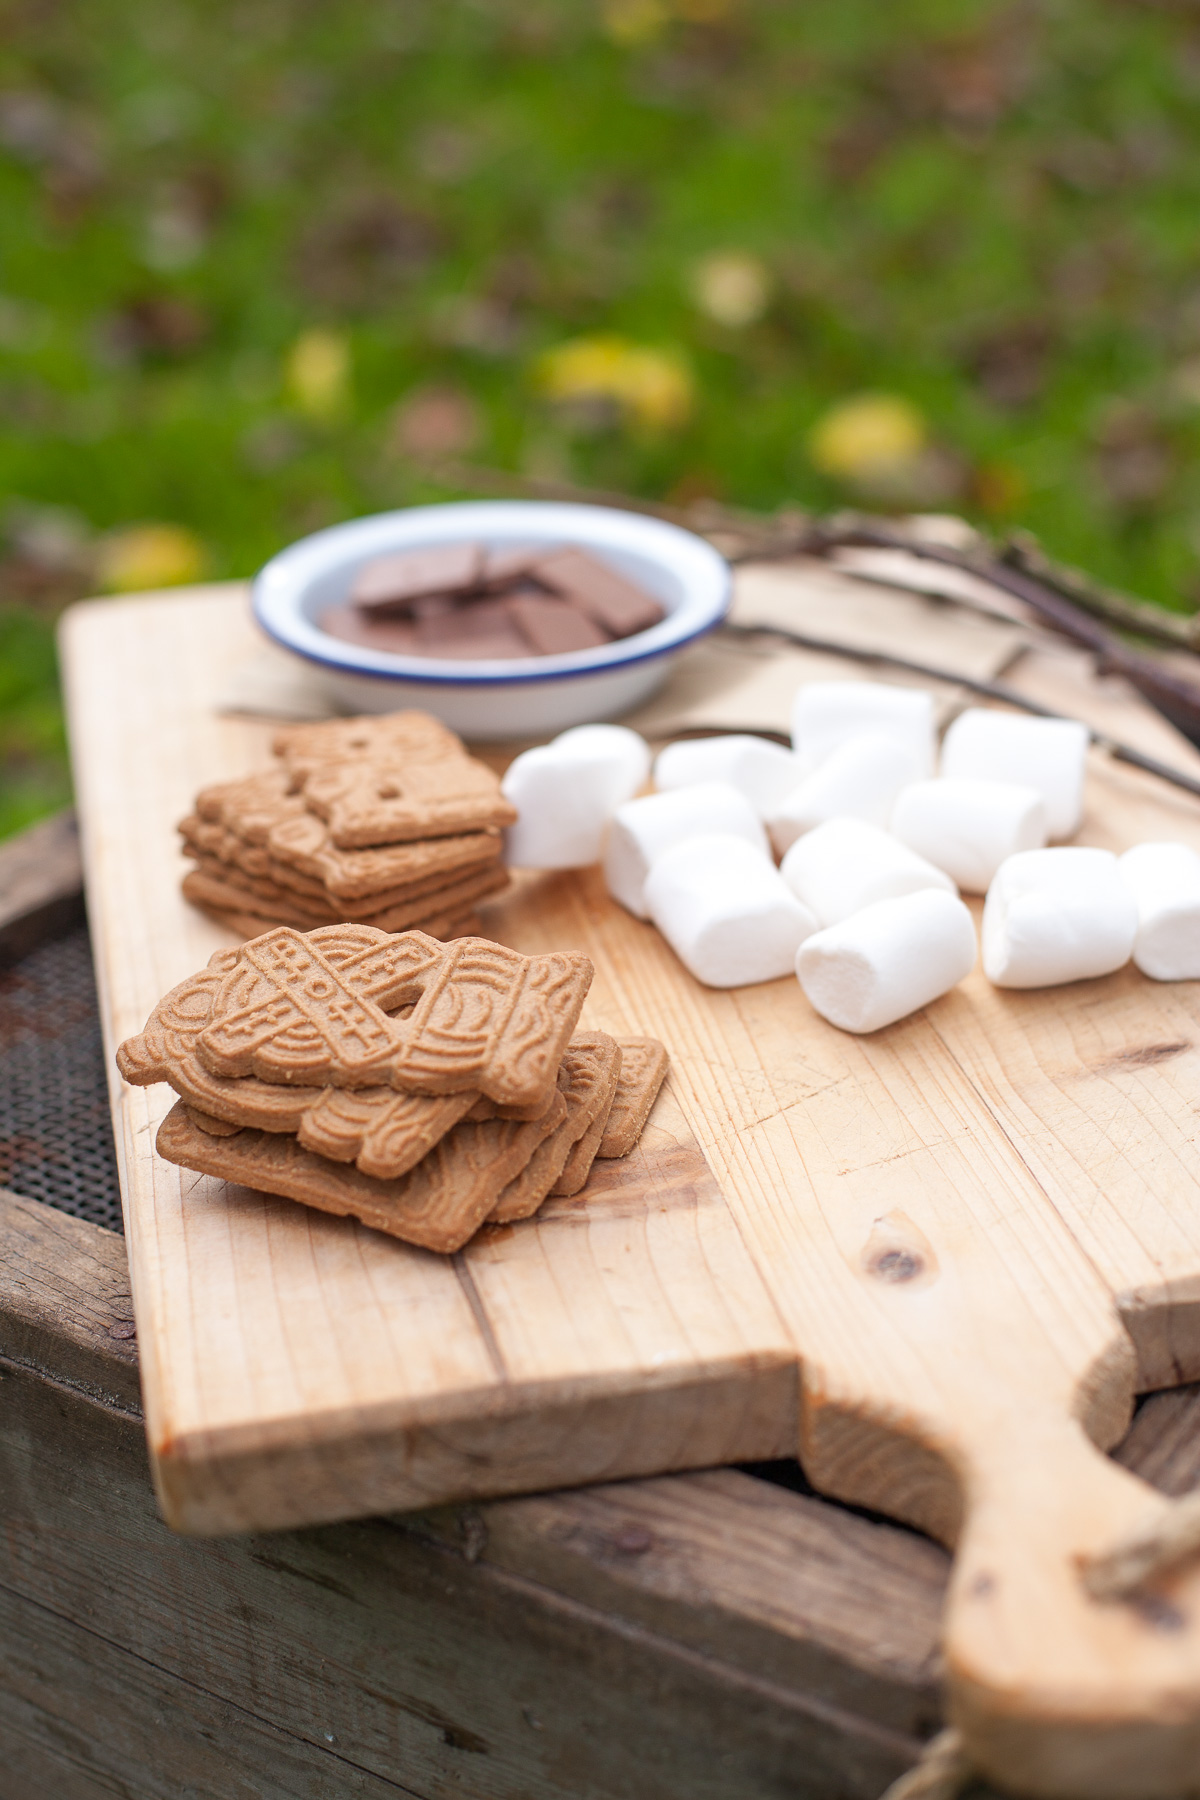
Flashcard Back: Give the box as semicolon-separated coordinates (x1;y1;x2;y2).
192;925;593;1111
597;1037;670;1159
198;904;483;947
298;753;516;849
155;1091;567;1254
116;947;483;1176
549;1036;624;1198
181;861;510;934
271;713;514;849
181;813;504;919
489;1032;621;1223
194;768;504;901
271;712;463;785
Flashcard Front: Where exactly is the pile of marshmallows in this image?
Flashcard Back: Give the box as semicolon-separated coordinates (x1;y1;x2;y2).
501;682;1200;1035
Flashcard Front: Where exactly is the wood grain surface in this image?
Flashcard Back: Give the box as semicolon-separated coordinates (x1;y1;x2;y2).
59;581;1200;1797
0;1189;947;1800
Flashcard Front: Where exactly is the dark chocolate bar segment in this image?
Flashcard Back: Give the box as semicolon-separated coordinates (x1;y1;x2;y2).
319;603;420;656
530;547;665;637
351;543;484;614
414;596;532;660
507;593;611;655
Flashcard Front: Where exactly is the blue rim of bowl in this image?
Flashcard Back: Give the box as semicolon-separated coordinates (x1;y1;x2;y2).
251;501;731;689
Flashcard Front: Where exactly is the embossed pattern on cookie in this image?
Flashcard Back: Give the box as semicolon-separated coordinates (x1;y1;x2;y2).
155;1090;567;1254
299;755;516;849
193;925;592;1107
194;767;503;901
490;1031;621;1223
272;712;461;785
550;1035;624;1198
597;1038;670;1159
117;949;481;1178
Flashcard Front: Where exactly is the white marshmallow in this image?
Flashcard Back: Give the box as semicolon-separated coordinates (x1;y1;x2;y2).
890;778;1047;894
796;889;977;1034
940;709;1089;839
502;724;651;869
1119;842;1200;980
982;847;1136;988
791;681;936;776
604;781;770;918
766;733;924;855
780;818;956;928
654;735;802;816
644;834;819;989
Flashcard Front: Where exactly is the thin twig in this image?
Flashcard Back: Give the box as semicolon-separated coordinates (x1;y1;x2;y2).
719;621;1200;803
879;1728;973;1800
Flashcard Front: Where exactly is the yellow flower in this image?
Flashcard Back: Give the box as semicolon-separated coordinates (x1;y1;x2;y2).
535;334;694;430
689;250;771;328
809;393;928;481
601;0;668;45
96;524;206;593
285;328;351;420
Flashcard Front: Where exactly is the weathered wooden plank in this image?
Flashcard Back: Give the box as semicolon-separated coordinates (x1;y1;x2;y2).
0;1188;139;1409
0;1582;422;1800
0;807;84;965
0;1190;947;1797
0;1355;928;1800
415;1469;947;1739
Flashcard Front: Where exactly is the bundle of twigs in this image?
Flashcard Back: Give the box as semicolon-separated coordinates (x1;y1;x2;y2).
422;459;1200;793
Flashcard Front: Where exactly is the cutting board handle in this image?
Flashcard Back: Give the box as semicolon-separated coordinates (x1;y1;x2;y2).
945;1414;1200;1798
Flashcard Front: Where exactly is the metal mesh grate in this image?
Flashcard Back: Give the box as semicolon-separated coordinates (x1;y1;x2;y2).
0;926;123;1233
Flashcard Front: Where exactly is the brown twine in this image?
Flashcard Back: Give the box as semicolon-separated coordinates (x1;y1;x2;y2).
880;1728;974;1800
1083;1490;1200;1604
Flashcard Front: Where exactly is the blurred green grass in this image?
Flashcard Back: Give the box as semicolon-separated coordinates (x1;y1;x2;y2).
3;0;1200;835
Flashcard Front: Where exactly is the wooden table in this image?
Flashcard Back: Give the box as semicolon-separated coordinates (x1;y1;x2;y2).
8;562;1200;1797
3;1018;1200;1800
3;842;1200;1800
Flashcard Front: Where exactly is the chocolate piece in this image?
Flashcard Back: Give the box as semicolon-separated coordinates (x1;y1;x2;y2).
480;544;546;590
531;547;665;638
351;544;483;614
414;596;532;661
507;593;611;656
318;603;420;657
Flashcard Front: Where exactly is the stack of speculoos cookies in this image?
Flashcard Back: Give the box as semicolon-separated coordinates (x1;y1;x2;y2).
117;922;669;1253
178;711;516;941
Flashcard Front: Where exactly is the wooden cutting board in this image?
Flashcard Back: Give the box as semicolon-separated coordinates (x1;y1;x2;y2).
61;585;1200;1799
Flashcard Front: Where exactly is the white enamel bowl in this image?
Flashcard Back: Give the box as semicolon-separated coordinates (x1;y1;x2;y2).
251;499;731;740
